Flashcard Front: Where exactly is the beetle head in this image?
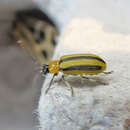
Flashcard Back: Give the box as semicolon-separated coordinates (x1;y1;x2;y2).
42;64;49;75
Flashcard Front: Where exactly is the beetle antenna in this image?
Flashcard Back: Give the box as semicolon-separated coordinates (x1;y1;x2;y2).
45;74;56;94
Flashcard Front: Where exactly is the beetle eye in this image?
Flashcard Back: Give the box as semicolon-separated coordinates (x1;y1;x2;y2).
42;64;49;75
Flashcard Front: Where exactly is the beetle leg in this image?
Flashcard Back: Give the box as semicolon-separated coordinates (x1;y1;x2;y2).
80;75;88;84
82;75;89;80
103;71;113;74
62;75;74;96
45;74;56;94
82;76;108;85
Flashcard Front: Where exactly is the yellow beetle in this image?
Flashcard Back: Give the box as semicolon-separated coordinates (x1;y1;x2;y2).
42;54;112;95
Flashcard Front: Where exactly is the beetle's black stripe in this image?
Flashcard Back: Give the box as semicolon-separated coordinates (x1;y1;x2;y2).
59;56;105;64
60;65;102;71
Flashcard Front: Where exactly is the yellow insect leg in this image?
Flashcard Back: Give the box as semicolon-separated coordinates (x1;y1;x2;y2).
61;75;74;96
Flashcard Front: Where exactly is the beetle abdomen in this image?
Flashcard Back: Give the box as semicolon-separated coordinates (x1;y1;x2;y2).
59;54;106;75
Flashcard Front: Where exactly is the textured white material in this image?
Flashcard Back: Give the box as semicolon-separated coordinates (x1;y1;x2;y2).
38;19;130;130
35;0;78;31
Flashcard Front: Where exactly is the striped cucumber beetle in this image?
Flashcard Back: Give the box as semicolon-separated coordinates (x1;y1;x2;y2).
42;54;112;96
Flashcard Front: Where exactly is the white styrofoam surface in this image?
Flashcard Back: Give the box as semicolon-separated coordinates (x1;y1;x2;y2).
38;19;130;130
35;0;78;31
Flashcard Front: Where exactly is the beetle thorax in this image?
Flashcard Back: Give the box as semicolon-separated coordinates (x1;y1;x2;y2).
49;60;59;74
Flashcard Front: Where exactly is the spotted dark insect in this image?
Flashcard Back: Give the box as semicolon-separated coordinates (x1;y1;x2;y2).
11;8;59;65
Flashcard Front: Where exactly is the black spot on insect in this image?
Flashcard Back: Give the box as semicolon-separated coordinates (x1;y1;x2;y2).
51;37;57;46
40;30;45;40
35;31;45;44
41;50;48;59
28;26;35;33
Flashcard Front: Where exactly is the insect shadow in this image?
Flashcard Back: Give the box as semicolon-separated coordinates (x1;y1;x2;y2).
56;74;109;89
